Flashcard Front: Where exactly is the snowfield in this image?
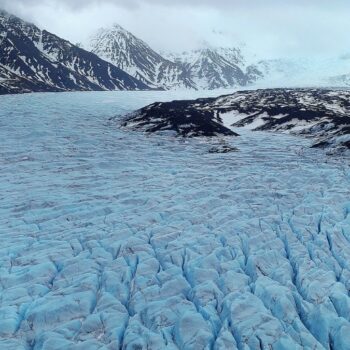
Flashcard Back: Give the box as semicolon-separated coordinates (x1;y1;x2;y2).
1;90;350;349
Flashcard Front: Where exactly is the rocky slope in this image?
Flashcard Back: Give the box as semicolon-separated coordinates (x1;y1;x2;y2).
122;99;237;137
123;88;350;151
0;10;149;94
0;64;56;94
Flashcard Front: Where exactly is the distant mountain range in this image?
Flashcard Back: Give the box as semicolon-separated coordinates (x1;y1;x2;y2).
89;25;263;90
1;9;350;95
162;47;263;89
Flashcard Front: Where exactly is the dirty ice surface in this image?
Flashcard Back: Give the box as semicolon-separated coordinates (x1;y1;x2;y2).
1;90;350;350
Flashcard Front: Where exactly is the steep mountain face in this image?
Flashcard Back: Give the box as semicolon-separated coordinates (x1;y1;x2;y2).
0;64;55;94
180;49;247;89
215;47;245;66
90;25;265;90
6;9;350;94
0;10;149;94
0;11;265;94
90;25;195;90
212;48;264;84
166;48;264;88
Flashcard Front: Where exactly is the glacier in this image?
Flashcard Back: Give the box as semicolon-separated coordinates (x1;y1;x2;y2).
1;90;350;349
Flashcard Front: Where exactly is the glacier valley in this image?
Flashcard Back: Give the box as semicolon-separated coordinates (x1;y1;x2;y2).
1;90;350;349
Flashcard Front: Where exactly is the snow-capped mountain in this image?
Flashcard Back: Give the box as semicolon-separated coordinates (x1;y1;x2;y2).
90;24;195;90
5;8;350;95
175;49;247;89
90;25;264;90
164;47;246;67
0;10;149;94
215;47;245;66
164;48;263;88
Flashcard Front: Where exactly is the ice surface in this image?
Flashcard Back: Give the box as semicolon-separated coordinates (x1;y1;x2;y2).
0;90;350;349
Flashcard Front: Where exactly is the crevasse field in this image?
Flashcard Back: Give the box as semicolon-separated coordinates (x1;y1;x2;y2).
1;90;350;350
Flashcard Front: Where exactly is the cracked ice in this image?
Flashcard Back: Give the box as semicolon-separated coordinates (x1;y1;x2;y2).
1;90;350;350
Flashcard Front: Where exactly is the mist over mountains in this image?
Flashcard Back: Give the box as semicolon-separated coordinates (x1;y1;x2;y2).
1;8;350;95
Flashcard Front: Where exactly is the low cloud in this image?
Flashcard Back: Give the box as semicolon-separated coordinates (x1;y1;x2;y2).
1;0;350;59
1;0;349;11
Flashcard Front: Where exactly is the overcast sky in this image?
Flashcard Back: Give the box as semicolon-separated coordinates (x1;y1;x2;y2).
1;0;349;59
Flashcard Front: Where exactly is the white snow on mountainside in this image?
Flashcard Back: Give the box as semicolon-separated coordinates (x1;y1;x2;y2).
90;24;195;90
0;10;149;94
1;90;350;349
163;47;249;72
89;26;262;90
2;7;350;95
165;47;350;89
164;48;260;89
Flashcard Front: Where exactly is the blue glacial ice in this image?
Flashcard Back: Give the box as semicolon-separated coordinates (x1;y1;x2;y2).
0;90;350;349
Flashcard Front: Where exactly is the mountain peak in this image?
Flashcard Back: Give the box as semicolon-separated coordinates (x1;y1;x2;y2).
90;24;195;89
96;23;135;40
111;23;128;32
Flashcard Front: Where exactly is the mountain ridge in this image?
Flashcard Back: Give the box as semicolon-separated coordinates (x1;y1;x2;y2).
90;24;196;90
3;8;350;95
123;88;350;152
89;25;258;90
0;10;150;94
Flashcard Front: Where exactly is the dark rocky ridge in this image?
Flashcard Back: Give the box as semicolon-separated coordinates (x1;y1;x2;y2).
123;88;350;151
122;99;238;137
